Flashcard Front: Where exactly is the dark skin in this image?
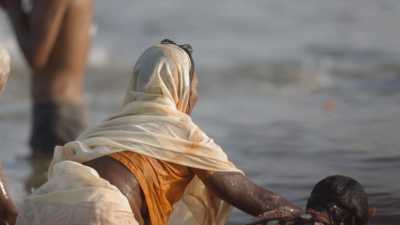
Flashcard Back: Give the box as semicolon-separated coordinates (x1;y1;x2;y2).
0;163;17;225
3;0;92;103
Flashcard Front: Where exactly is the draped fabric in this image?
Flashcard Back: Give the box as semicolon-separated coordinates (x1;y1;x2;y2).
109;151;195;225
17;161;139;225
49;43;243;225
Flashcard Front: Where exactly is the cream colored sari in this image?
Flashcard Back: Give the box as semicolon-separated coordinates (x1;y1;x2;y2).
24;43;243;225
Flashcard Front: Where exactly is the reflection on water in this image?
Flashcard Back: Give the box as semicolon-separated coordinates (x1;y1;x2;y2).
1;59;399;224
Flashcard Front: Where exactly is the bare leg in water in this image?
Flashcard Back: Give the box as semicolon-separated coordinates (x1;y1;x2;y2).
0;163;17;225
3;0;93;191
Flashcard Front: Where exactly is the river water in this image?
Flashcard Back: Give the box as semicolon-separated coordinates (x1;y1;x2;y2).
0;1;399;224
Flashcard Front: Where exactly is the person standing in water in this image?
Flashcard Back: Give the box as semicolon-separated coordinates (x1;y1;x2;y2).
1;0;92;157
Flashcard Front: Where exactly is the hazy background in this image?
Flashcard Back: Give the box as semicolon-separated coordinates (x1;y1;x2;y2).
1;1;400;224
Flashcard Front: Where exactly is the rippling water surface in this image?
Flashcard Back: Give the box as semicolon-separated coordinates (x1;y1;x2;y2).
1;1;400;224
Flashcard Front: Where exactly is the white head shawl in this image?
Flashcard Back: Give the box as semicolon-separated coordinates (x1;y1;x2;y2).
0;48;10;93
122;43;191;112
51;43;243;225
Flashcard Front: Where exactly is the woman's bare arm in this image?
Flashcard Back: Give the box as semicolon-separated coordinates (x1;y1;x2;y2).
196;171;303;218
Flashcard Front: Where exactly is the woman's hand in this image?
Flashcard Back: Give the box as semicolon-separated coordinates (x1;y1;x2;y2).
258;206;303;221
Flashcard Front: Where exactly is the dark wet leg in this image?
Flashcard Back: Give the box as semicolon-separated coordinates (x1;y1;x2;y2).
25;101;87;191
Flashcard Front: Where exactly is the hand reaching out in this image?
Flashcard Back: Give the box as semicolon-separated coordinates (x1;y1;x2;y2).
245;207;304;225
258;206;302;219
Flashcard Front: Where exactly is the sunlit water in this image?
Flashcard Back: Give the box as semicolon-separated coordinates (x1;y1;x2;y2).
1;1;400;224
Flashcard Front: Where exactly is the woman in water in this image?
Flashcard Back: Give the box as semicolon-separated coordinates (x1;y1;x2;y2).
2;40;303;225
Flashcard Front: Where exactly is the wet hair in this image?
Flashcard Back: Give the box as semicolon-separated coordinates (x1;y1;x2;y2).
306;175;369;225
160;39;195;83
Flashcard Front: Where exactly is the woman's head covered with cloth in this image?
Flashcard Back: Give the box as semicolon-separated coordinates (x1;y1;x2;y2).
122;39;197;114
49;41;243;225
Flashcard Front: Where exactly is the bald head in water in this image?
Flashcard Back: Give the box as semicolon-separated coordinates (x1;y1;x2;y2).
249;175;374;225
306;175;374;225
0;48;10;94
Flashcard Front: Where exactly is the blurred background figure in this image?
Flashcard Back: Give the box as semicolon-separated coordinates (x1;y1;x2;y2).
0;0;93;189
0;1;399;225
0;48;10;93
2;0;92;156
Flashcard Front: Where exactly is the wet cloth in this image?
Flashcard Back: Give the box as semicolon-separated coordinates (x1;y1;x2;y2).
110;151;202;225
50;43;243;225
30;100;87;155
16;160;139;225
0;47;10;93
